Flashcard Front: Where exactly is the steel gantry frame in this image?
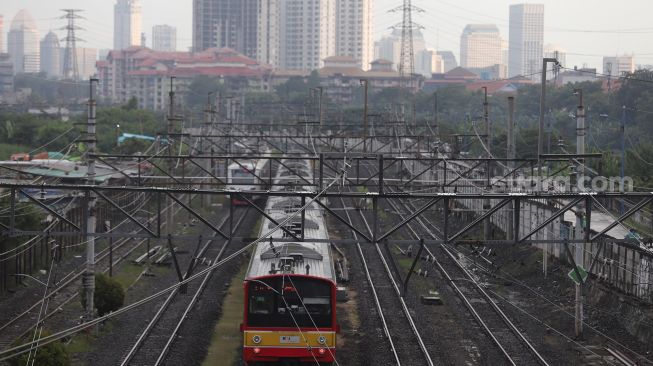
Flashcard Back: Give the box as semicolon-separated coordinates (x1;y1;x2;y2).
2;179;652;246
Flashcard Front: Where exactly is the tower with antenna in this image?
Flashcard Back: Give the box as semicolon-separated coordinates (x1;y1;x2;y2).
390;0;424;90
61;9;83;81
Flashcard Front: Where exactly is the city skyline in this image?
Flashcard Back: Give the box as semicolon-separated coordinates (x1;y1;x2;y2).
0;1;652;70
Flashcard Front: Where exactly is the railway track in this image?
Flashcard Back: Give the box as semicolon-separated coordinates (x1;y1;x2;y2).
0;195;185;351
385;193;549;366
118;207;250;366
335;194;434;366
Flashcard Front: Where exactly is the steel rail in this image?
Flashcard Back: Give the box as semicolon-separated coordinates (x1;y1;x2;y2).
388;193;549;366
119;209;247;366
0;194;187;349
353;198;435;366
336;197;401;366
153;207;250;365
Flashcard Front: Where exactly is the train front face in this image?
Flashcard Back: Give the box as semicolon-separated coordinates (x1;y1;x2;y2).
242;275;337;365
227;163;256;206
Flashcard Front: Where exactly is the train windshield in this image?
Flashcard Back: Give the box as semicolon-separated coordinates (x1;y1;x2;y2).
247;276;332;328
230;168;254;184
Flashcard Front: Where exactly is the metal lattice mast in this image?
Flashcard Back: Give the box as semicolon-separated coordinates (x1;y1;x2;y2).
61;9;84;81
391;0;424;90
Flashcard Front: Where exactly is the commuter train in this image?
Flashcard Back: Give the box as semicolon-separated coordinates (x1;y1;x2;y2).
242;158;337;365
227;159;267;205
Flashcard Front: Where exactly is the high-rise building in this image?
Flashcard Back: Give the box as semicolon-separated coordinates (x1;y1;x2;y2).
192;0;259;59
7;9;40;74
501;39;509;68
40;31;61;78
114;0;142;50
436;51;458;73
152;25;177;52
374;31;401;70
0;15;4;53
75;47;98;79
257;0;280;66
374;29;426;72
603;55;635;77
279;0;336;70
508;3;544;78
336;0;373;70
460;24;502;69
415;49;443;76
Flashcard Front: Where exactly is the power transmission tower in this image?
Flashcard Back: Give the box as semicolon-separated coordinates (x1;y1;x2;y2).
61;9;84;81
390;0;423;130
390;0;424;91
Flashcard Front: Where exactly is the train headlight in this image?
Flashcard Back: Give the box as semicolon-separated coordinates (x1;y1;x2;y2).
318;336;327;345
252;335;262;344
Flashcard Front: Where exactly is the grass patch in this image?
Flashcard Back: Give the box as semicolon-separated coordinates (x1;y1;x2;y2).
111;262;147;289
201;262;247;366
66;333;95;358
393;247;435;294
251;217;263;237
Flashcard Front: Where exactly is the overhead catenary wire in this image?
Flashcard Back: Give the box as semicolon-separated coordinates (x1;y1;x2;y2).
0;167;345;362
443;243;652;362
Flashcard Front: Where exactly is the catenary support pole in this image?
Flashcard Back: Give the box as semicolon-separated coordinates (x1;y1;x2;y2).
84;78;99;321
482;87;491;241
539;58;558;174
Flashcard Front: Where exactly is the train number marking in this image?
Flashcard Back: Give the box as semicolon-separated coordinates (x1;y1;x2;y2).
279;335;300;344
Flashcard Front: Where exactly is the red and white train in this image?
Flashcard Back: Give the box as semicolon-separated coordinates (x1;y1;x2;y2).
241;158;337;365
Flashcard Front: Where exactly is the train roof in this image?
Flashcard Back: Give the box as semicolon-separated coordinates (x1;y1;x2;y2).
246;157;334;281
228;161;256;170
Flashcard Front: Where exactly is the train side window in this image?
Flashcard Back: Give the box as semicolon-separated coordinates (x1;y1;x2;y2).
249;294;273;314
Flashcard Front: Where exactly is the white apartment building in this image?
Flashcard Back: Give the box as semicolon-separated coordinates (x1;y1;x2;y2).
460;24;502;69
508;3;544;78
603;55;635;77
114;0;142;50
76;47;98;80
415;49;443;77
280;0;336;70
257;0;281;67
336;0;373;70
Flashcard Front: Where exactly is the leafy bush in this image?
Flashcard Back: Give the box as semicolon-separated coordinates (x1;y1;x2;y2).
9;330;70;366
80;273;125;316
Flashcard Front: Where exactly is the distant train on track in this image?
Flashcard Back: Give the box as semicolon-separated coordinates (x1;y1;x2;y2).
241;158;337;365
227;159;267;205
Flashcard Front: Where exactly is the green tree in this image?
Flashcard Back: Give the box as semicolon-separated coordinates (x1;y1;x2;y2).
117;138;151;155
184;76;228;111
35;122;75;152
123;96;138;110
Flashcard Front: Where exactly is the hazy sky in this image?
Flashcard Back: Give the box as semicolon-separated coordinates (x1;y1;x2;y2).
2;0;653;69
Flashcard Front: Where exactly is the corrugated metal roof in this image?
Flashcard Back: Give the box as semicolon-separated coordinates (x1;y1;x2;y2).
22;168;110;182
